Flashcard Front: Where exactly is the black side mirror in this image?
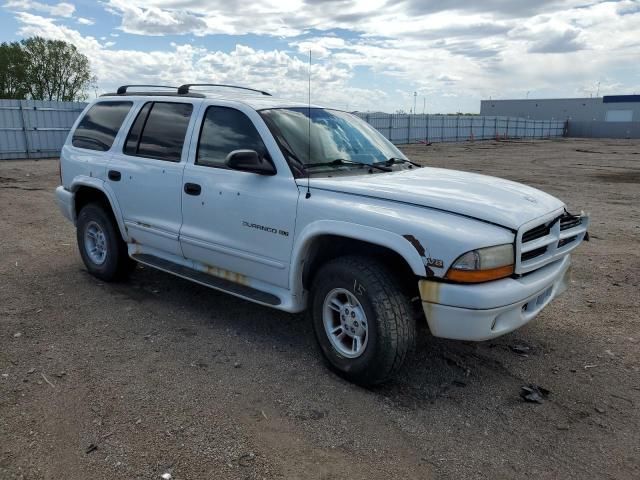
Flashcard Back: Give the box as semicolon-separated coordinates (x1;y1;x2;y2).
225;150;276;175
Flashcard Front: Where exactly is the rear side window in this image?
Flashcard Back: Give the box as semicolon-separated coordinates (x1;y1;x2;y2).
72;101;132;151
196;106;268;168
124;102;193;162
124;103;152;154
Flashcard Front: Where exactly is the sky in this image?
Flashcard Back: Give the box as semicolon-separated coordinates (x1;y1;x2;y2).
1;0;639;113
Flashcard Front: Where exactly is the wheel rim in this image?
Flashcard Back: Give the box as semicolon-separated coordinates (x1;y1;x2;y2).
322;288;368;358
84;221;108;265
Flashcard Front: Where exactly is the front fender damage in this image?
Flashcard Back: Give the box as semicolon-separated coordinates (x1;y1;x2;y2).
402;234;444;277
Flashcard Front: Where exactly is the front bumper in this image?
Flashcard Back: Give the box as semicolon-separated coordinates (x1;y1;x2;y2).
419;255;571;341
55;186;75;223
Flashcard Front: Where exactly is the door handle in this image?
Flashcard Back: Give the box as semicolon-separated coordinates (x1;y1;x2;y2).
184;183;202;196
108;170;121;181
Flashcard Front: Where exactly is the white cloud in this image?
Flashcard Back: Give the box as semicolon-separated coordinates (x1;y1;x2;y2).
12;12;375;109
106;0;210;36
104;0;388;37
291;1;640;107
77;17;94;25
7;1;640;112
294;37;347;58
4;0;75;17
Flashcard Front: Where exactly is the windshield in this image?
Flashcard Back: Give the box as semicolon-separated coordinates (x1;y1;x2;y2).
259;108;407;174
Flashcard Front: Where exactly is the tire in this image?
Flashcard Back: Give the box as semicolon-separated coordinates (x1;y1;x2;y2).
310;255;416;386
76;202;135;282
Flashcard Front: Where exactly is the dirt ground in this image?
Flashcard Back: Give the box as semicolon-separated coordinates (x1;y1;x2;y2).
1;138;639;480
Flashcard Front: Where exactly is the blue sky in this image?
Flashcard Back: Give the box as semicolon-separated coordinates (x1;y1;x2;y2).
2;0;639;113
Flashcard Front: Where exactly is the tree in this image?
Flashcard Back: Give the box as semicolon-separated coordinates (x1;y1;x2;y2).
0;41;29;99
20;37;94;101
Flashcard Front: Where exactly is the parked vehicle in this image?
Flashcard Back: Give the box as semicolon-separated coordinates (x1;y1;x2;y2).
56;84;589;385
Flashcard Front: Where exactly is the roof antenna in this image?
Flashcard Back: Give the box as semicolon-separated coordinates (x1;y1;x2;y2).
305;49;312;200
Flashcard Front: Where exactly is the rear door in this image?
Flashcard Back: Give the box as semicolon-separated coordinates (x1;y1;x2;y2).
108;99;200;256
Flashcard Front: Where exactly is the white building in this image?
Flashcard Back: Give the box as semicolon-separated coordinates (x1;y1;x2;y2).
480;95;640;122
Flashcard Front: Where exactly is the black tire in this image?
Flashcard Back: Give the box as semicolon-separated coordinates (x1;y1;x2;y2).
311;255;416;386
76;202;135;282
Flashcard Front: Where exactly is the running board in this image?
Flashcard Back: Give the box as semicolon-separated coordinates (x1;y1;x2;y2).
131;253;281;306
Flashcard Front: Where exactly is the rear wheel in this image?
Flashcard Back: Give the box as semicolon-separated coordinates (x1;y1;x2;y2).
76;202;135;281
311;256;415;386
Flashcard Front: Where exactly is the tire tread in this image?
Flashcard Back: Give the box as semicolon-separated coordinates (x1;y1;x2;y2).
312;255;415;385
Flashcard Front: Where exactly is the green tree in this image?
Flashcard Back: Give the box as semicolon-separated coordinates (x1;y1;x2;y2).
21;36;94;101
0;41;29;99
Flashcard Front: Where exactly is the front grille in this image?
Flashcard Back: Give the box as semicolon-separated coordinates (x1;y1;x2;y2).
560;213;581;231
521;246;547;261
558;235;577;248
522;223;551;243
517;210;587;275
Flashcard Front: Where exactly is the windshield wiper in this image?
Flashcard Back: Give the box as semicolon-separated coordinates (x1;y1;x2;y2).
305;158;392;172
376;157;422;168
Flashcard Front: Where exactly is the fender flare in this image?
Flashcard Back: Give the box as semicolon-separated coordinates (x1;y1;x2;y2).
289;220;426;296
70;176;129;241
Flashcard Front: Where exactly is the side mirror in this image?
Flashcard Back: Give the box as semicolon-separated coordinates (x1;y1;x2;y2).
225;150;276;175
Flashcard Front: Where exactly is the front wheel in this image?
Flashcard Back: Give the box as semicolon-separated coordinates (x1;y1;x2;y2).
311;256;416;386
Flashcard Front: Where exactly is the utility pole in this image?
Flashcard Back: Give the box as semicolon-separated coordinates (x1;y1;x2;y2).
413;91;417;116
596;81;601;97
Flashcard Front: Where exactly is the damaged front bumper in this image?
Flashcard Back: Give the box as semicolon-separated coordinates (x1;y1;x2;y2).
419;255;572;341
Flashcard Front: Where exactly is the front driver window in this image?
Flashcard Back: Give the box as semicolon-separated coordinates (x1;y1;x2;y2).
196;106;268;168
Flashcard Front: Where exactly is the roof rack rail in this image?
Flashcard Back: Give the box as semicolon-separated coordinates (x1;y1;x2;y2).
177;83;272;96
116;85;177;94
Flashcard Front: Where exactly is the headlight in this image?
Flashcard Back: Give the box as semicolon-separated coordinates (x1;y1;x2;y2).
445;244;514;283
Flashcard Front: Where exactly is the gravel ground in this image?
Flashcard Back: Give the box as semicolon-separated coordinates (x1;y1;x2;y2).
1;138;639;479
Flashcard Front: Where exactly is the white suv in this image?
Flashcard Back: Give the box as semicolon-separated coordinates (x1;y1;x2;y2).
56;84;589;385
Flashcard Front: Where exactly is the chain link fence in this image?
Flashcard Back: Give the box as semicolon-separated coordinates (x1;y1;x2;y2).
355;113;566;144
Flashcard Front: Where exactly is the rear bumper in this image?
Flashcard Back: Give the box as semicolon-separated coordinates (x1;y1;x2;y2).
419;255;571;341
55;186;75;223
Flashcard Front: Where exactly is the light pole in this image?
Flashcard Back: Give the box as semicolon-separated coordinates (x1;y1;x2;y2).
413;91;417;115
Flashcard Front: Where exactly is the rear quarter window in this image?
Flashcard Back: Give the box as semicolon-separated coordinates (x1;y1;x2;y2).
72;101;133;151
123;102;193;162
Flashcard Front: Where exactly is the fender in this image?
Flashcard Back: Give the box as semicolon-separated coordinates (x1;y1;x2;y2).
289;219;426;297
70;176;129;241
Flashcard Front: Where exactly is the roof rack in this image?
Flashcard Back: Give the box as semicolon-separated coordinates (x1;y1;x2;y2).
116;85;177;94
177;83;272;96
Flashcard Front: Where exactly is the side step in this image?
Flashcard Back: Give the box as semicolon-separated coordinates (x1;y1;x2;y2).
131;253;281;306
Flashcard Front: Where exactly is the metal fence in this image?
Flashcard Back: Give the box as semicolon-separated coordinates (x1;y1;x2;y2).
0;99;86;160
354;113;566;144
0;100;568;160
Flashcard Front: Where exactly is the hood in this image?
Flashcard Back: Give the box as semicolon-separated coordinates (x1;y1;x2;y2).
301;167;565;230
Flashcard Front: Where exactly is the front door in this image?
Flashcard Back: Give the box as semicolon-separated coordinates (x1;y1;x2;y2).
108;99;199;256
180;105;299;288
